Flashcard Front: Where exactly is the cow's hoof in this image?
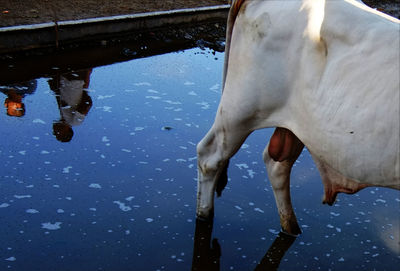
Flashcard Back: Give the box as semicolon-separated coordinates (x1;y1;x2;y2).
280;218;302;236
281;227;301;237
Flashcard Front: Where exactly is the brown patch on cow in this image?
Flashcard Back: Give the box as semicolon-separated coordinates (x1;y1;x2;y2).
223;0;248;89
232;0;247;19
268;128;304;162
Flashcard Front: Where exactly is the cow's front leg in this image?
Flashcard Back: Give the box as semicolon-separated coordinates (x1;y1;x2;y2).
197;115;250;220
263;128;304;236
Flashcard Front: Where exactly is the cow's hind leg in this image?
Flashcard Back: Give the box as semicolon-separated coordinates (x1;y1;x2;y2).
197;112;250;220
263;128;304;236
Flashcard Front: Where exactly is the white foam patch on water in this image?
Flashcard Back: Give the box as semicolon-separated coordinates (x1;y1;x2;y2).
164;100;181;105
268;229;280;235
176;159;186;163
241;144;249;149
89;183;102;189
145;218;154;223
236;163;249;170
41;222;62;230
96;106;112;112
26;209;39;214
145;96;161;100
62;166;72;173
97;94;115;100
209;83;220;92
14;195;31;199
330;212;341;217
33;119;46;124
247;169;256;178
5;257;16;261
0;203;10;208
254;208;264;213
134;82;151;86
113;201;132;212
196;102;210;109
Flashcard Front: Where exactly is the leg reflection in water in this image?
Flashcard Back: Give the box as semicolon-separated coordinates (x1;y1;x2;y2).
191;219;221;271
255;232;297;271
191;219;297;271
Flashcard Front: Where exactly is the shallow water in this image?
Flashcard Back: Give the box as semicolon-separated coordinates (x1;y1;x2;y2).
0;46;399;271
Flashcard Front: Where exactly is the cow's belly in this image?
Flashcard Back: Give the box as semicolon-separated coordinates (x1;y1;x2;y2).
298;127;400;189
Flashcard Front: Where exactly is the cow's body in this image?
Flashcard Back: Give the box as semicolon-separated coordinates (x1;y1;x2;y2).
196;0;400;235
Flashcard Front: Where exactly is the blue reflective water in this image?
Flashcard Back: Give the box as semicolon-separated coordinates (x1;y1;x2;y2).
0;47;399;271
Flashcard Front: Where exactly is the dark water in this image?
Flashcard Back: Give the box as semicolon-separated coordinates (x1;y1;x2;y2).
0;44;399;271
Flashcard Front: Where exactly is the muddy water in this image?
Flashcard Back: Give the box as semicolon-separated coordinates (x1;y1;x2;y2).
0;41;399;271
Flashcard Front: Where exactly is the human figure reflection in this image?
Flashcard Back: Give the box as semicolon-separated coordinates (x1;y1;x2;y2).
48;70;93;142
191;219;297;271
192;219;221;271
0;80;37;117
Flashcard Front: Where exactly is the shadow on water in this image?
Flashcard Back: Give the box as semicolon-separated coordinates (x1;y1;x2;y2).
192;219;297;271
0;20;226;85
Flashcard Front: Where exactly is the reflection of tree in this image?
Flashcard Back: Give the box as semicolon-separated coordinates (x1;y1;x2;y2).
0;80;37;117
191;219;297;271
48;69;93;142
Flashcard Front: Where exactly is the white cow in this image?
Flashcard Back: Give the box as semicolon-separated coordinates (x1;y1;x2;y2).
196;0;400;235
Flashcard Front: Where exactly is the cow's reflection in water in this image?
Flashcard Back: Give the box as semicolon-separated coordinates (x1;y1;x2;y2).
191;219;296;271
254;232;296;271
192;219;221;271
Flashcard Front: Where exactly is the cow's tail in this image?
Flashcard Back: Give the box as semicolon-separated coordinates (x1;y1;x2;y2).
222;0;247;92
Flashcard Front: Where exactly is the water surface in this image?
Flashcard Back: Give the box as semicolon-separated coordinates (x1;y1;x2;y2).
0;45;399;271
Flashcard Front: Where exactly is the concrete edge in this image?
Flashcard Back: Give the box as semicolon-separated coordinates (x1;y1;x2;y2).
0;5;230;32
0;5;230;54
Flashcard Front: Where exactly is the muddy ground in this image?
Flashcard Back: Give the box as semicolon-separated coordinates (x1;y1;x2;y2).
0;0;229;27
0;0;399;28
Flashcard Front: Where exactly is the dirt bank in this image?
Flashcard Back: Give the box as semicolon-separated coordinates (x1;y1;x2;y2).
0;0;229;27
